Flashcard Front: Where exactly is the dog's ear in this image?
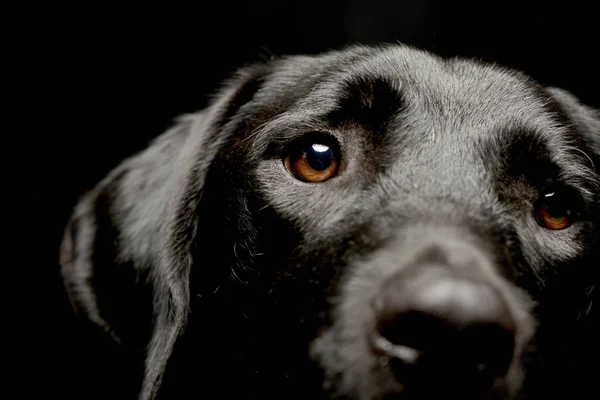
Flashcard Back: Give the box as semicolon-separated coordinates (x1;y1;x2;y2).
60;63;271;399
546;87;600;162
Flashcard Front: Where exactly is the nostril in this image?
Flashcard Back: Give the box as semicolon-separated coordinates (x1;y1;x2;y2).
460;322;516;376
371;327;422;365
377;310;451;350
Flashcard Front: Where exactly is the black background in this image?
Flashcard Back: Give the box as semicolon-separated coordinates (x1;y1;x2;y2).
17;1;598;397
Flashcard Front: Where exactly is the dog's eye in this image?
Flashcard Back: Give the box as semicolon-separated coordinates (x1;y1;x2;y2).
284;135;340;182
534;187;581;230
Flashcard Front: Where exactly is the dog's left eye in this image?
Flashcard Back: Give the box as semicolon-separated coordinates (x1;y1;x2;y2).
284;134;340;183
534;187;582;230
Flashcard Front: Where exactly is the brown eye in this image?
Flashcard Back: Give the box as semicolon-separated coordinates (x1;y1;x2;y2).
284;136;340;182
534;187;581;230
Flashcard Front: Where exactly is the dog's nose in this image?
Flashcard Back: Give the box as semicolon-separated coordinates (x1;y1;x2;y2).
371;269;516;394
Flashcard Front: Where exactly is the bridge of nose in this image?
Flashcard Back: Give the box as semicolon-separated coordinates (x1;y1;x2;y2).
377;129;497;219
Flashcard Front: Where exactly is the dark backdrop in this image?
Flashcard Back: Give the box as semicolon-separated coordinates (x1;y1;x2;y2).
20;1;598;398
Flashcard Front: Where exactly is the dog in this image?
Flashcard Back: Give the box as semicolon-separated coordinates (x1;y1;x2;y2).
60;44;599;399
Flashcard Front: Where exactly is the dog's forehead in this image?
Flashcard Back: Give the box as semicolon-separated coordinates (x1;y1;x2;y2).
261;47;560;166
291;47;548;128
251;46;560;146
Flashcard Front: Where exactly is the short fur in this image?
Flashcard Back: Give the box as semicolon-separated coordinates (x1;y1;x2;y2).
60;44;599;399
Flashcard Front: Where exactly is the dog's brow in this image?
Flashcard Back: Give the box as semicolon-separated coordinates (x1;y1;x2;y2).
490;126;600;197
325;76;404;132
246;113;330;160
245;75;405;160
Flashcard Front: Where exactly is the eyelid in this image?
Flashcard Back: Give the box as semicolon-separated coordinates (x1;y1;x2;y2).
252;124;342;161
280;131;342;160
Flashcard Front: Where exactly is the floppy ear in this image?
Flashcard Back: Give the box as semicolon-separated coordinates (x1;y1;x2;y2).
60;63;271;399
546;87;600;162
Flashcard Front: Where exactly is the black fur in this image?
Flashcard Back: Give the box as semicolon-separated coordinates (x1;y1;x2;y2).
60;44;599;399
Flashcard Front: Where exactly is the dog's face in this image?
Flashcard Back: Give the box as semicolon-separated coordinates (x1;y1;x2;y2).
60;45;599;400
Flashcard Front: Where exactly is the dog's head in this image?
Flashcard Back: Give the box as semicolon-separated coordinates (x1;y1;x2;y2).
60;45;599;399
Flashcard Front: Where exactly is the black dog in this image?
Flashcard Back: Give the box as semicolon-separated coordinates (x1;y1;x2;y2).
60;44;599;399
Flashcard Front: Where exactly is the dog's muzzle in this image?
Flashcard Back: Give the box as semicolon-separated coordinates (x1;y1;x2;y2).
311;226;533;399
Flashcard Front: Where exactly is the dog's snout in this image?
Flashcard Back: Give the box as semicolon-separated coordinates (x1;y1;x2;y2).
372;267;516;394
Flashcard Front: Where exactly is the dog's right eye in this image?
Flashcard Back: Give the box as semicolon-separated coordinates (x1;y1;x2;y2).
534;186;583;230
284;134;340;183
